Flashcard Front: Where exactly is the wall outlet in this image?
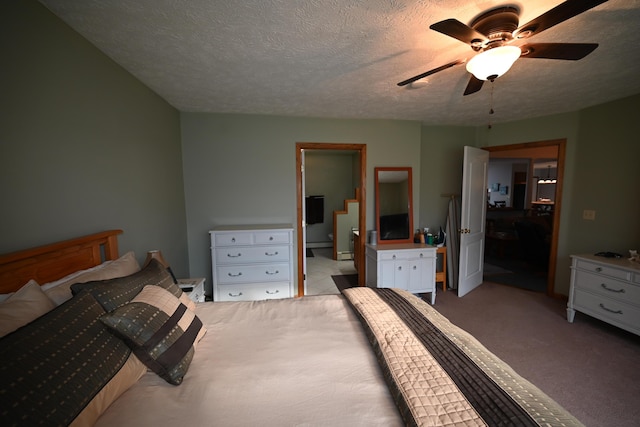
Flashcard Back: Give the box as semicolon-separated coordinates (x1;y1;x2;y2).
583;209;596;220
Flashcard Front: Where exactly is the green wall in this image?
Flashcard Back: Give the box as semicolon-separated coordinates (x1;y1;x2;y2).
180;113;421;293
0;0;188;275
4;0;639;298
304;151;357;245
418;126;475;233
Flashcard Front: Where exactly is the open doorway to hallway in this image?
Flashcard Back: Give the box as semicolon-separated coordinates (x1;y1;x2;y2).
295;143;366;297
484;139;566;296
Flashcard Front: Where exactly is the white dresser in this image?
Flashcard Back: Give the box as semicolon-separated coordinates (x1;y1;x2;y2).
568;254;640;336
365;243;437;304
210;224;294;302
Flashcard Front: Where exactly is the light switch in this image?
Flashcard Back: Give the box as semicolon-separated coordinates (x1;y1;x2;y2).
583;210;596;220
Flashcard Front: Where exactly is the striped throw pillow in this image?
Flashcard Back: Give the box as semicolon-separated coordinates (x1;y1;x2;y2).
72;259;195;312
100;285;206;385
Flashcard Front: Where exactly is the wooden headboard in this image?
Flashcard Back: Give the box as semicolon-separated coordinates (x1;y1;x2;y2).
0;230;123;294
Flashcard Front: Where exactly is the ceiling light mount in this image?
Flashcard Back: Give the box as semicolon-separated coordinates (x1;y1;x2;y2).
470;6;520;40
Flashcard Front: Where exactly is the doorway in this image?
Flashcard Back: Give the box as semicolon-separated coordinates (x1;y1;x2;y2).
295;143;367;297
485;139;566;296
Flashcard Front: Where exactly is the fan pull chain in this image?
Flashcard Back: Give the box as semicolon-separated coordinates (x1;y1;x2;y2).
488;81;494;129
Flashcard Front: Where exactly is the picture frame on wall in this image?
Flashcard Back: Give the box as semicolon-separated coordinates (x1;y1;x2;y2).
500;185;509;195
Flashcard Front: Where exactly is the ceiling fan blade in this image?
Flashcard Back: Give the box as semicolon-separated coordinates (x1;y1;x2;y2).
463;75;484;96
520;43;599;60
397;59;465;86
514;0;608;39
429;19;488;45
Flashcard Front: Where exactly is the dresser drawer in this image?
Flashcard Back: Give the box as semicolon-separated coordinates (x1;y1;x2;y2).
575;259;631;281
214;232;253;246
216;263;290;284
217;283;290;301
254;231;290;245
213;230;291;246
573;270;640;304
573;289;640;331
378;249;434;261
215;246;290;265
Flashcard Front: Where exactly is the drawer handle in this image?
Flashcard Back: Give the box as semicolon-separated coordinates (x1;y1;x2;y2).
231;237;236;243
227;253;242;258
392;255;396;259
419;253;424;258
397;266;402;271
599;303;623;315
413;265;417;270
269;236;274;241
601;283;625;293
265;251;279;256
595;267;602;272
228;292;243;297
227;272;243;277
266;270;280;275
266;289;280;295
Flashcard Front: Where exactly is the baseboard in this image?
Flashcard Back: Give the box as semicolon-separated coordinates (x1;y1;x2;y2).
307;242;332;249
337;252;354;260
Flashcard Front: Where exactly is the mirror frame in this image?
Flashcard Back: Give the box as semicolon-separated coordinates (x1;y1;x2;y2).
374;167;414;245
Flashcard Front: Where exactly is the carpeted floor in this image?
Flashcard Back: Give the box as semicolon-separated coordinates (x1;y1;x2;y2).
331;274;358;292
434;283;640;427
484;269;547;292
483;258;547;292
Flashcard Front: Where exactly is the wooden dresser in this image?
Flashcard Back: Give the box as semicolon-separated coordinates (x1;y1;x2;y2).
365;243;437;304
210;224;294;301
568;254;640;336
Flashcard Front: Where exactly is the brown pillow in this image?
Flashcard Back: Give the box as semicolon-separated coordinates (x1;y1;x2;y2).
0;292;146;426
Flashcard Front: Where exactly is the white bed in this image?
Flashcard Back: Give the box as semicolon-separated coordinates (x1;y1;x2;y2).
96;295;403;427
0;230;583;426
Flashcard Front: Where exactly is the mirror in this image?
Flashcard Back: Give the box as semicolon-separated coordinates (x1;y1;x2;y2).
375;167;413;244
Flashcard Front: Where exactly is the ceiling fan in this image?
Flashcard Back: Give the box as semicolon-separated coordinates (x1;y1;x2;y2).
398;0;608;95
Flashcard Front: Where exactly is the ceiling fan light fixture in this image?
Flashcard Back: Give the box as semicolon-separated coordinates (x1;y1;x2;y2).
465;45;521;80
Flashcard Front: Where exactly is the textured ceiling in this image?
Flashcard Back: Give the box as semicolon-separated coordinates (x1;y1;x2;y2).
39;0;640;126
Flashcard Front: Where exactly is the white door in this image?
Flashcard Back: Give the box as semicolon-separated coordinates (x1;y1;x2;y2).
457;146;489;297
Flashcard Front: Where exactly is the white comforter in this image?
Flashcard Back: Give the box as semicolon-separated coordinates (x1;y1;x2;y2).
95;295;403;427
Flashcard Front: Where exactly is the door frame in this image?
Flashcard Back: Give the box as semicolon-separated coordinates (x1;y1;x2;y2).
295;142;367;297
485;138;566;297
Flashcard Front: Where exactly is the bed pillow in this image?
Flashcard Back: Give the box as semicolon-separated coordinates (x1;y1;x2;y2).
0;280;56;337
100;285;206;385
71;258;194;312
0;291;147;426
43;251;140;305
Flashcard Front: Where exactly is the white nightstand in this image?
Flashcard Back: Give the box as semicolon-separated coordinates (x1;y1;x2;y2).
178;278;206;303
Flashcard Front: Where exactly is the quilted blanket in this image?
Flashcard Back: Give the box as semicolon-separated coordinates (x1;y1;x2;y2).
342;287;583;427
